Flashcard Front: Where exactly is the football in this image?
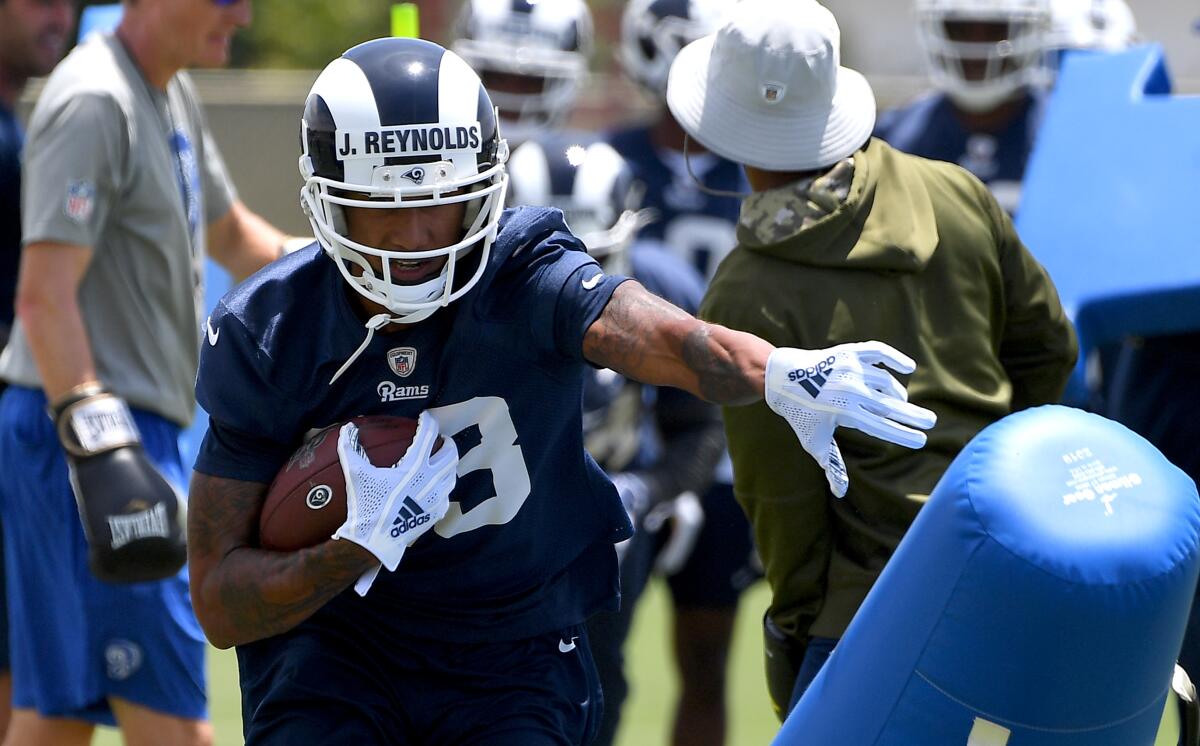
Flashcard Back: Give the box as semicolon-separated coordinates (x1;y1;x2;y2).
258;415;437;552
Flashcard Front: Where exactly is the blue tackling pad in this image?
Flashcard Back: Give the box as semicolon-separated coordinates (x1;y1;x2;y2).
775;405;1200;745
1015;45;1200;400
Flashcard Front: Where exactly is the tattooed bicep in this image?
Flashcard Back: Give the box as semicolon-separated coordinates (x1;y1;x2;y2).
187;472;268;557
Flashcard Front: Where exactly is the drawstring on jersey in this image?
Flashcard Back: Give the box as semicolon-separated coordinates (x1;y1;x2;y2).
329;313;397;385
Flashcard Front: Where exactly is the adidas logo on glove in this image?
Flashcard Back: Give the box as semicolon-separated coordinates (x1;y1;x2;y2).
786;356;836;397
390;496;431;537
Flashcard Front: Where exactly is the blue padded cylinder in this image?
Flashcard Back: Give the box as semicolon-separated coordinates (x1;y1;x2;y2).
775;405;1200;745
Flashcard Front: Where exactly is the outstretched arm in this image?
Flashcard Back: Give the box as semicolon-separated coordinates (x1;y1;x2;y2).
584;281;937;497
583;281;773;406
187;472;376;649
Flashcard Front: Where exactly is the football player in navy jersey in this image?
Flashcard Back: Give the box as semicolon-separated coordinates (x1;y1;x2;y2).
609;3;759;744
451;0;593;147
507;134;725;746
611;0;745;285
874;0;1052;214
186;38;935;746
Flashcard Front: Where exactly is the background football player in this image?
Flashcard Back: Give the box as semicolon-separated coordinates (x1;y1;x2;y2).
874;0;1053;214
186;37;934;746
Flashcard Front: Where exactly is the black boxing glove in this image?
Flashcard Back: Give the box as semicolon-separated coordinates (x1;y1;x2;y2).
52;384;186;583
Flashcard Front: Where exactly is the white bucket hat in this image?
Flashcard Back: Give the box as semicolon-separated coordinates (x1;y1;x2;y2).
665;0;876;172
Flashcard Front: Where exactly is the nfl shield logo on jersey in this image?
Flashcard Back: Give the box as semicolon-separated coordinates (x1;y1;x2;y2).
65;180;95;223
388;347;417;377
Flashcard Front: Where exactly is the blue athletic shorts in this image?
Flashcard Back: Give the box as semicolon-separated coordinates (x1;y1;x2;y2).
0;386;207;725
238;618;602;746
666;481;762;609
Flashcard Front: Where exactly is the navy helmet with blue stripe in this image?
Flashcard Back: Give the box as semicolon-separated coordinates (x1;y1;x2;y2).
507;133;649;276
451;0;593;142
300;37;509;325
619;0;736;96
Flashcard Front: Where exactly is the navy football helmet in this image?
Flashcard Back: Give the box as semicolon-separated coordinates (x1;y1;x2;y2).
619;0;735;97
507;134;649;276
451;0;593;142
299;37;509;325
915;0;1052;111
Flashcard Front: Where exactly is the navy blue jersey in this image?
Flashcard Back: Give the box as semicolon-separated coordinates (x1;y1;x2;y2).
194;206;633;644
0;104;22;333
607;125;746;282
873;91;1044;214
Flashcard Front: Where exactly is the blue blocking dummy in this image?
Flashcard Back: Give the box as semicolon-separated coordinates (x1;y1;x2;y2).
1015;46;1200;401
776;406;1200;745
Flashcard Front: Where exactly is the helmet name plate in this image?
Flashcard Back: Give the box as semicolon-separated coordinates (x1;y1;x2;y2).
337;123;483;161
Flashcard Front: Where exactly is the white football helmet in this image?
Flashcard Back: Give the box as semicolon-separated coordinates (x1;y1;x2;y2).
619;0;736;97
299;38;509;326
507;135;647;277
451;0;593;142
915;0;1052;112
1045;0;1136;52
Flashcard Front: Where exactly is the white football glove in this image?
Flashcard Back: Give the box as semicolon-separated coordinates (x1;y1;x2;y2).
333;411;458;596
765;343;937;498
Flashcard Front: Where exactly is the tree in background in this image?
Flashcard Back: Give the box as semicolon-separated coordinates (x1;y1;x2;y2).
77;0;626;71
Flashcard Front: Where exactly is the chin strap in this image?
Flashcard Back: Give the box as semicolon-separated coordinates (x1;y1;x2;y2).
330;313;397;385
683;134;752;199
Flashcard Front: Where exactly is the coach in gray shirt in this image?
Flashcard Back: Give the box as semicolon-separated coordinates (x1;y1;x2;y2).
0;1;288;744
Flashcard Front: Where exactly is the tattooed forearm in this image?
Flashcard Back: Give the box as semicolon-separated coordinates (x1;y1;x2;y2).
211;538;371;647
680;326;762;404
584;281;772;406
188;473;375;648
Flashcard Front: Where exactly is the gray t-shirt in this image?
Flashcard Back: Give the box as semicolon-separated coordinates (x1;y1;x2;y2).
0;34;236;426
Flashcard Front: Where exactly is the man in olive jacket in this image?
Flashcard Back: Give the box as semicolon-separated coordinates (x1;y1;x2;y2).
665;0;1077;718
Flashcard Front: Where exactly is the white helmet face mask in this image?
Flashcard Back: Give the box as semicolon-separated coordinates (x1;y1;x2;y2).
915;0;1051;112
299;38;510;326
619;0;736;97
451;0;593;142
506;137;649;278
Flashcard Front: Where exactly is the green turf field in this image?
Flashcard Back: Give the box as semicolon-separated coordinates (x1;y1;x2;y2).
94;581;777;745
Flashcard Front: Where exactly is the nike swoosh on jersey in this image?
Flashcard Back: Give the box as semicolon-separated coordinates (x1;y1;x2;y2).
558;637;578;653
206;318;220;346
581;273;604;290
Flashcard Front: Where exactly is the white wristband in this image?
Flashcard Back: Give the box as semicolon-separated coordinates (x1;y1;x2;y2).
58;394;141;457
